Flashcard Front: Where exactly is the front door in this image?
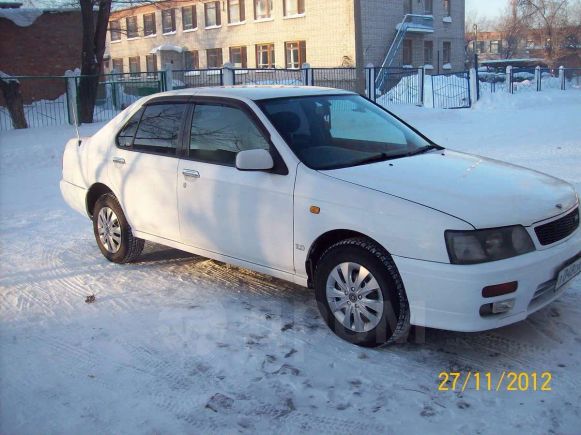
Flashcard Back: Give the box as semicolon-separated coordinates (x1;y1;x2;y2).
177;100;295;273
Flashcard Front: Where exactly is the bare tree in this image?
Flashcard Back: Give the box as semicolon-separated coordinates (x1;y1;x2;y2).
78;0;112;123
496;0;529;59
517;0;571;65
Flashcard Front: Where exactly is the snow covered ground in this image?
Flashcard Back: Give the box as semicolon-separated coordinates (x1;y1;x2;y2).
1;90;580;434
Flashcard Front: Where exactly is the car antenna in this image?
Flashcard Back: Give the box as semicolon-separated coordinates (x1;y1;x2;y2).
71;101;81;146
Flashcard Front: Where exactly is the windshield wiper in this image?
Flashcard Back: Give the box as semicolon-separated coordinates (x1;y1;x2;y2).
406;144;443;157
347;152;402;167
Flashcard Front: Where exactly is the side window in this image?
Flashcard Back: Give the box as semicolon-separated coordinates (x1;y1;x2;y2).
133;104;187;155
116;108;143;147
189;104;270;165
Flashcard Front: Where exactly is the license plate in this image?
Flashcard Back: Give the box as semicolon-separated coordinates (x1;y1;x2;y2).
556;257;581;290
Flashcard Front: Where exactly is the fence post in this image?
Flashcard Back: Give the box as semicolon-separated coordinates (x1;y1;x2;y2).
506;66;513;94
559;66;565;90
469;67;477;105
164;63;174;91
222;62;235;86
365;63;375;101
301;63;313;86
64;69;79;125
417;67;424;106
535;66;541;92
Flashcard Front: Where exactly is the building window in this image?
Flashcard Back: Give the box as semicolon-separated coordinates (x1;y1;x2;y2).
254;0;273;19
205;1;221;27
129;56;140;76
110;20;121;41
443;41;451;64
403;39;413;65
162;9;176;33
126;16;138;38
424;0;433;14
143;13;156;36
145;54;157;74
256;43;275;68
207;48;223;68
112;58;123;73
284;0;304;16
184;50;199;69
182;6;197;30
490;40;500;54
404;0;412;15
478;40;486;53
285;41;306;69
229;46;248;68
443;0;451;16
424;40;433;65
228;0;245;23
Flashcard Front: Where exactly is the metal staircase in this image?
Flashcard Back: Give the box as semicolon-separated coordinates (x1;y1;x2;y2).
375;14;434;90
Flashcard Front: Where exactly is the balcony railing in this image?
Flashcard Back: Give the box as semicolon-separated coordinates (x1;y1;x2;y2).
396;14;434;33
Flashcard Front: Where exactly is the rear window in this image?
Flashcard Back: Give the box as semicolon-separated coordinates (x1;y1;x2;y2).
132;104;187;155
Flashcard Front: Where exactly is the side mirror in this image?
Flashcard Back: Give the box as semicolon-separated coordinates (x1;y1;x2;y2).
235;149;274;171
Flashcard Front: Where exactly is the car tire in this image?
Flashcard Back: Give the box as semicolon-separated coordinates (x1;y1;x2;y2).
314;237;410;347
92;193;144;264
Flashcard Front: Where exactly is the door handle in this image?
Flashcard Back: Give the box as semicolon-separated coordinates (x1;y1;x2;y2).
182;169;200;179
112;157;126;165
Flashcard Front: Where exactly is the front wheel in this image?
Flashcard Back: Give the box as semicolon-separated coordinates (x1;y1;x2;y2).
314;238;410;347
92;193;144;263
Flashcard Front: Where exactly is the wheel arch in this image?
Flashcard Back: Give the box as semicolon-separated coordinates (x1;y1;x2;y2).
305;229;390;288
86;183;114;218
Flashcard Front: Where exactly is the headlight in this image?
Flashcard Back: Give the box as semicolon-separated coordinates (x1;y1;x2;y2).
445;226;535;265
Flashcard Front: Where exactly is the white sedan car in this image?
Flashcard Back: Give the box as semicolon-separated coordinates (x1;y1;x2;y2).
61;86;581;346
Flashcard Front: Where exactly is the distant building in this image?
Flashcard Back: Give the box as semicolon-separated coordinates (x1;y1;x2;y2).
467;29;581;68
105;0;466;73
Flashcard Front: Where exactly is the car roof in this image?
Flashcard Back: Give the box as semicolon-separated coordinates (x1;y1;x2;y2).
151;85;356;101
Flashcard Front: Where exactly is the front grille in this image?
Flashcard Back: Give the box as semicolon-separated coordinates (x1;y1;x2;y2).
534;207;579;246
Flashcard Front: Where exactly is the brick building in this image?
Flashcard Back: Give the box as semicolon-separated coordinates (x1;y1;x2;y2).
106;0;465;74
0;5;85;102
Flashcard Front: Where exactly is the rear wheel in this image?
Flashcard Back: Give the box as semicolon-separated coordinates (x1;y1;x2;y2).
92;193;144;263
314;238;409;347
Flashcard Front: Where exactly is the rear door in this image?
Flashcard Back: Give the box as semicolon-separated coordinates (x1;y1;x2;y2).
109;101;188;241
176;98;295;273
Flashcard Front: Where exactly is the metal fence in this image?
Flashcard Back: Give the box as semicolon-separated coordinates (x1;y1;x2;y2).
4;66;581;131
431;71;471;109
478;71;508;94
234;68;302;85
173;69;223;88
477;66;581;95
311;68;361;93
563;68;581;90
0;72;164;131
374;67;422;106
0;76;69;130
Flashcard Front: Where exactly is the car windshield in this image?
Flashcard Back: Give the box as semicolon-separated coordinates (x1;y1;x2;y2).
258;94;436;170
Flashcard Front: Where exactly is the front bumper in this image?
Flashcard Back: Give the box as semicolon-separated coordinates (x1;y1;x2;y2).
393;227;581;332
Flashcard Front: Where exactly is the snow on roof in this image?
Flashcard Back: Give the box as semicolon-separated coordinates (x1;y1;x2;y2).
0;7;42;26
0;70;19;83
149;44;185;54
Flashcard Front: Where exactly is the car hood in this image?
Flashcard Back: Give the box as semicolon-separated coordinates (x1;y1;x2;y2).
321;150;578;228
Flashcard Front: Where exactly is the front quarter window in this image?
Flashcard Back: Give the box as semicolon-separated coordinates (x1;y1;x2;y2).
259;94;433;170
